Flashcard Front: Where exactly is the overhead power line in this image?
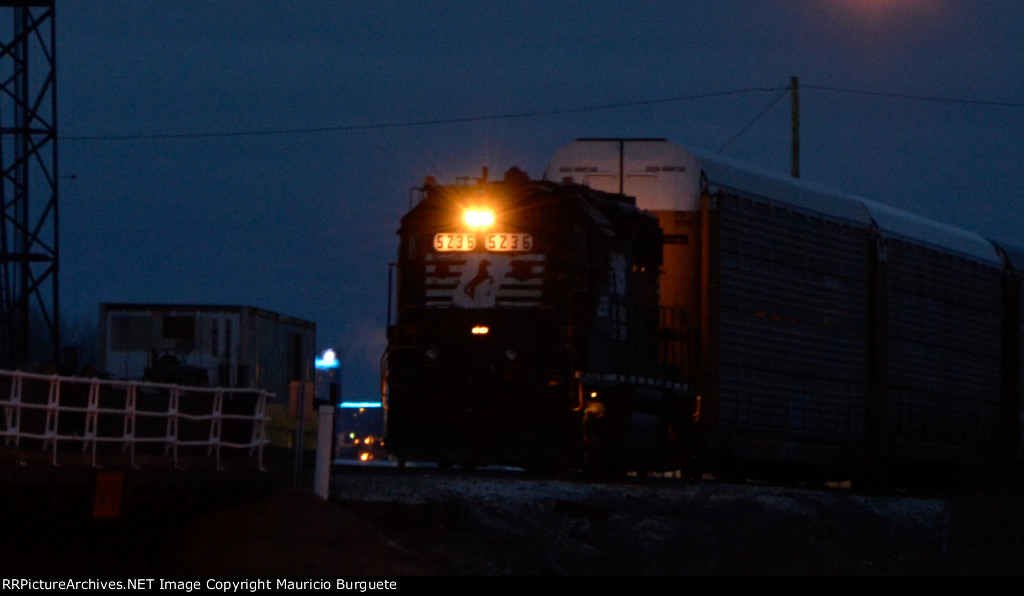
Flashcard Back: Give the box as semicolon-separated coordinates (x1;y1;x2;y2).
60;87;784;142
804;84;1024;109
59;84;1024;143
716;88;789;153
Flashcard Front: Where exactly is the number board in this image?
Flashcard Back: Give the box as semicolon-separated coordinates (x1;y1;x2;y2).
433;233;533;252
486;233;532;252
434;233;476;252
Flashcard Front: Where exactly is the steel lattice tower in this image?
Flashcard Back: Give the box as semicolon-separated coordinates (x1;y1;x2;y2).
0;1;58;368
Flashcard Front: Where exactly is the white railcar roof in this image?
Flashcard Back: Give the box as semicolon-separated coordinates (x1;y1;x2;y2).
545;138;701;211
691;148;1001;266
547;139;1002;266
692;149;874;226
859;200;1001;265
992;238;1024;271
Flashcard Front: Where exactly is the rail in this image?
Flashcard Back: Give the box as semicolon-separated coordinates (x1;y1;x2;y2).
0;369;271;470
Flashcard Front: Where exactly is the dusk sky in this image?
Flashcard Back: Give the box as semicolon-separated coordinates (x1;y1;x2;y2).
55;1;1023;402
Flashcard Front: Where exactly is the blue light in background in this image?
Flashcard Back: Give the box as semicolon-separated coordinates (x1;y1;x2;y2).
315;348;340;370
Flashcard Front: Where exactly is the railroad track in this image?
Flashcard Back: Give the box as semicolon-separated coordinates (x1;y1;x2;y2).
324;459;1001;575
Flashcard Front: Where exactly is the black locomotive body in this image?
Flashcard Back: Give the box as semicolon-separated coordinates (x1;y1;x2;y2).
385;138;1024;485
383;167;688;470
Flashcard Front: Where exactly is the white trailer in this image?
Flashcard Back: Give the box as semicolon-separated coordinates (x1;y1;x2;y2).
97;303;318;450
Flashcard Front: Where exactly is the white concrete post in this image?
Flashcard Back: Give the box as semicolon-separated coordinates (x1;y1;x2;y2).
313;403;335;499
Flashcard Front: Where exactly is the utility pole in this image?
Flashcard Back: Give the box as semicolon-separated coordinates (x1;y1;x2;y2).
790;76;800;179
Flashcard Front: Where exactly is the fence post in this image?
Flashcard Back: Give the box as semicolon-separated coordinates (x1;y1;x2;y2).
313;403;334;499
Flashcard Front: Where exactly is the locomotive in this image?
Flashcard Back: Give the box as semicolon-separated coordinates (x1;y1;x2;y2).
383;138;1024;485
383;165;689;471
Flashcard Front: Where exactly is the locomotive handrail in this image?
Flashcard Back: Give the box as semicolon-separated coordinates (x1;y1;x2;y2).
0;368;271;470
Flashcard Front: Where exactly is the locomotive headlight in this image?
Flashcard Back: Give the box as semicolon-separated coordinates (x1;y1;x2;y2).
463;207;495;229
471;325;489;335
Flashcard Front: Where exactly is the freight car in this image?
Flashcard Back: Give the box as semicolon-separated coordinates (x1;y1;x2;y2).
383;138;1024;486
